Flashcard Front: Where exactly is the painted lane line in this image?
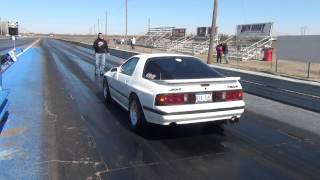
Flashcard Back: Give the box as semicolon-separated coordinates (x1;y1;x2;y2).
1;39;41;73
241;79;266;86
241;79;320;99
279;88;320;99
16;39;41;58
210;64;320;87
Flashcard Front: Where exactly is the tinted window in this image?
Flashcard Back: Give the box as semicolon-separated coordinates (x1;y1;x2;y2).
143;56;223;80
120;57;139;76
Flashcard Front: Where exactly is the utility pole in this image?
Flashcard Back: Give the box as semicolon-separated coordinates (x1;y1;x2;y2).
94;24;96;34
207;0;218;64
0;17;2;36
125;0;128;48
105;10;108;36
98;18;100;33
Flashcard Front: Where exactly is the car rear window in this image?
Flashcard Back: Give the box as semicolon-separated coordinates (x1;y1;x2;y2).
143;56;223;80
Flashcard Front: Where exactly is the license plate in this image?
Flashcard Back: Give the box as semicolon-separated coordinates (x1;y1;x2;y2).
196;93;212;103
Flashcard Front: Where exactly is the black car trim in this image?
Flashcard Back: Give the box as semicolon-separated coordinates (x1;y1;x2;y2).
109;85;129;99
143;106;245;115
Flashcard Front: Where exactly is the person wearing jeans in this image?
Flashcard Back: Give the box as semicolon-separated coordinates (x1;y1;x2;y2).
93;33;109;76
216;44;223;63
223;43;229;64
95;53;106;75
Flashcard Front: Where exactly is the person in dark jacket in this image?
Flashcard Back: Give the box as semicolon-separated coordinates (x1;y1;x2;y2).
216;44;223;63
222;43;229;64
93;33;110;76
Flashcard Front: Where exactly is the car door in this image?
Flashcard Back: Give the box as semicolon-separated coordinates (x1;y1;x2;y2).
113;57;139;109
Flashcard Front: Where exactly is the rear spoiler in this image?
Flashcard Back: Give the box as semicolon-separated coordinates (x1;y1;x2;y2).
152;77;241;85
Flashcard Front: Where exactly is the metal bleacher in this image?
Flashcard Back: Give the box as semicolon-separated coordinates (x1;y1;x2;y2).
225;36;273;60
136;27;174;48
136;26;274;61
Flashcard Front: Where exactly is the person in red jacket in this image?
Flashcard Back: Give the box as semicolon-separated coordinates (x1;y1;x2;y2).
216;44;223;63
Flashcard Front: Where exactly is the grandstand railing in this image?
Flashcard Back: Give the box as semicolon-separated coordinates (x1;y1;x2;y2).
136;28;273;61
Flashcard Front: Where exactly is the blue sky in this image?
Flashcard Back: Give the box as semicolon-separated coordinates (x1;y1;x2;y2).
1;0;320;35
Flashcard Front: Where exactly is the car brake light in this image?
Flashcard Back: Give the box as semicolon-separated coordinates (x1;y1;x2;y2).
226;90;243;101
155;90;243;106
213;90;243;102
155;93;196;106
156;94;184;106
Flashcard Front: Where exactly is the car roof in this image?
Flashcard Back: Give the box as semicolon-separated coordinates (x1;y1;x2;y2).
132;53;195;61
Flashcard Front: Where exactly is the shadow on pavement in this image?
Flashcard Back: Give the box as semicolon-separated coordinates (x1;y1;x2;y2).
96;91;226;140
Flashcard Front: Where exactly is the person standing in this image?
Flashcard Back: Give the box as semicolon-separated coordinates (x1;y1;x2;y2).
222;43;229;64
216;44;223;63
93;33;109;76
131;37;136;50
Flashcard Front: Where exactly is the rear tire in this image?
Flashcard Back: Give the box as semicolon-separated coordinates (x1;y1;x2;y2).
103;79;112;103
129;95;147;132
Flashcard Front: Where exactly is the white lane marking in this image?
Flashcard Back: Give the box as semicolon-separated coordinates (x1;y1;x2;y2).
16;39;40;57
241;79;320;99
210;64;320;87
241;79;266;86
0;149;18;160
279;88;320;99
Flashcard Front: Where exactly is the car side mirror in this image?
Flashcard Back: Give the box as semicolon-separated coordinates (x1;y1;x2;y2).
110;67;118;72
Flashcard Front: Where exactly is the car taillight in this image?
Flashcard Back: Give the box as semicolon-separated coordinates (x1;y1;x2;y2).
213;90;243;102
156;94;184;106
155;90;243;106
155;93;196;106
226;90;243;101
213;91;226;102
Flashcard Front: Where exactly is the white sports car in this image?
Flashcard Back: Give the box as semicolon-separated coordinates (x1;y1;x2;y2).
103;54;245;131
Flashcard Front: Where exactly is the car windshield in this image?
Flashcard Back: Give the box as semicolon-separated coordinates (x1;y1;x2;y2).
143;56;223;80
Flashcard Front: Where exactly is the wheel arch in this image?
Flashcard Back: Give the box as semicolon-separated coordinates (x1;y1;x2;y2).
129;92;139;101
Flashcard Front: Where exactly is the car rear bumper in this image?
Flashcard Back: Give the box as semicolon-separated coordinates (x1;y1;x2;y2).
143;105;245;125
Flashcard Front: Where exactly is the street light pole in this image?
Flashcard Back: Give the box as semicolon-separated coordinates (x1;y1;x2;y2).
0;17;2;36
105;10;108;36
98;18;100;33
125;0;128;48
207;0;218;64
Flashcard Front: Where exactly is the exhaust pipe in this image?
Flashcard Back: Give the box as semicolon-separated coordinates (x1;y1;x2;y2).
229;116;238;124
169;122;177;126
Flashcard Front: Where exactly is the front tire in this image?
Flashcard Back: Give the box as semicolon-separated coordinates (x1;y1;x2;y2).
129;95;147;132
103;79;112;103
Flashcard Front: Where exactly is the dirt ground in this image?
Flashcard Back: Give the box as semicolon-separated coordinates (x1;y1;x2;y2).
56;36;320;82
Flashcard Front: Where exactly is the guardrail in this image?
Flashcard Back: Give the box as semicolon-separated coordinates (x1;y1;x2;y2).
0;47;18;131
57;39;320;113
0;89;9;123
0;67;10;133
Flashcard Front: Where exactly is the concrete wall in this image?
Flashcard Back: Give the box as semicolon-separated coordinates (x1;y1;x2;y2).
277;35;320;63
